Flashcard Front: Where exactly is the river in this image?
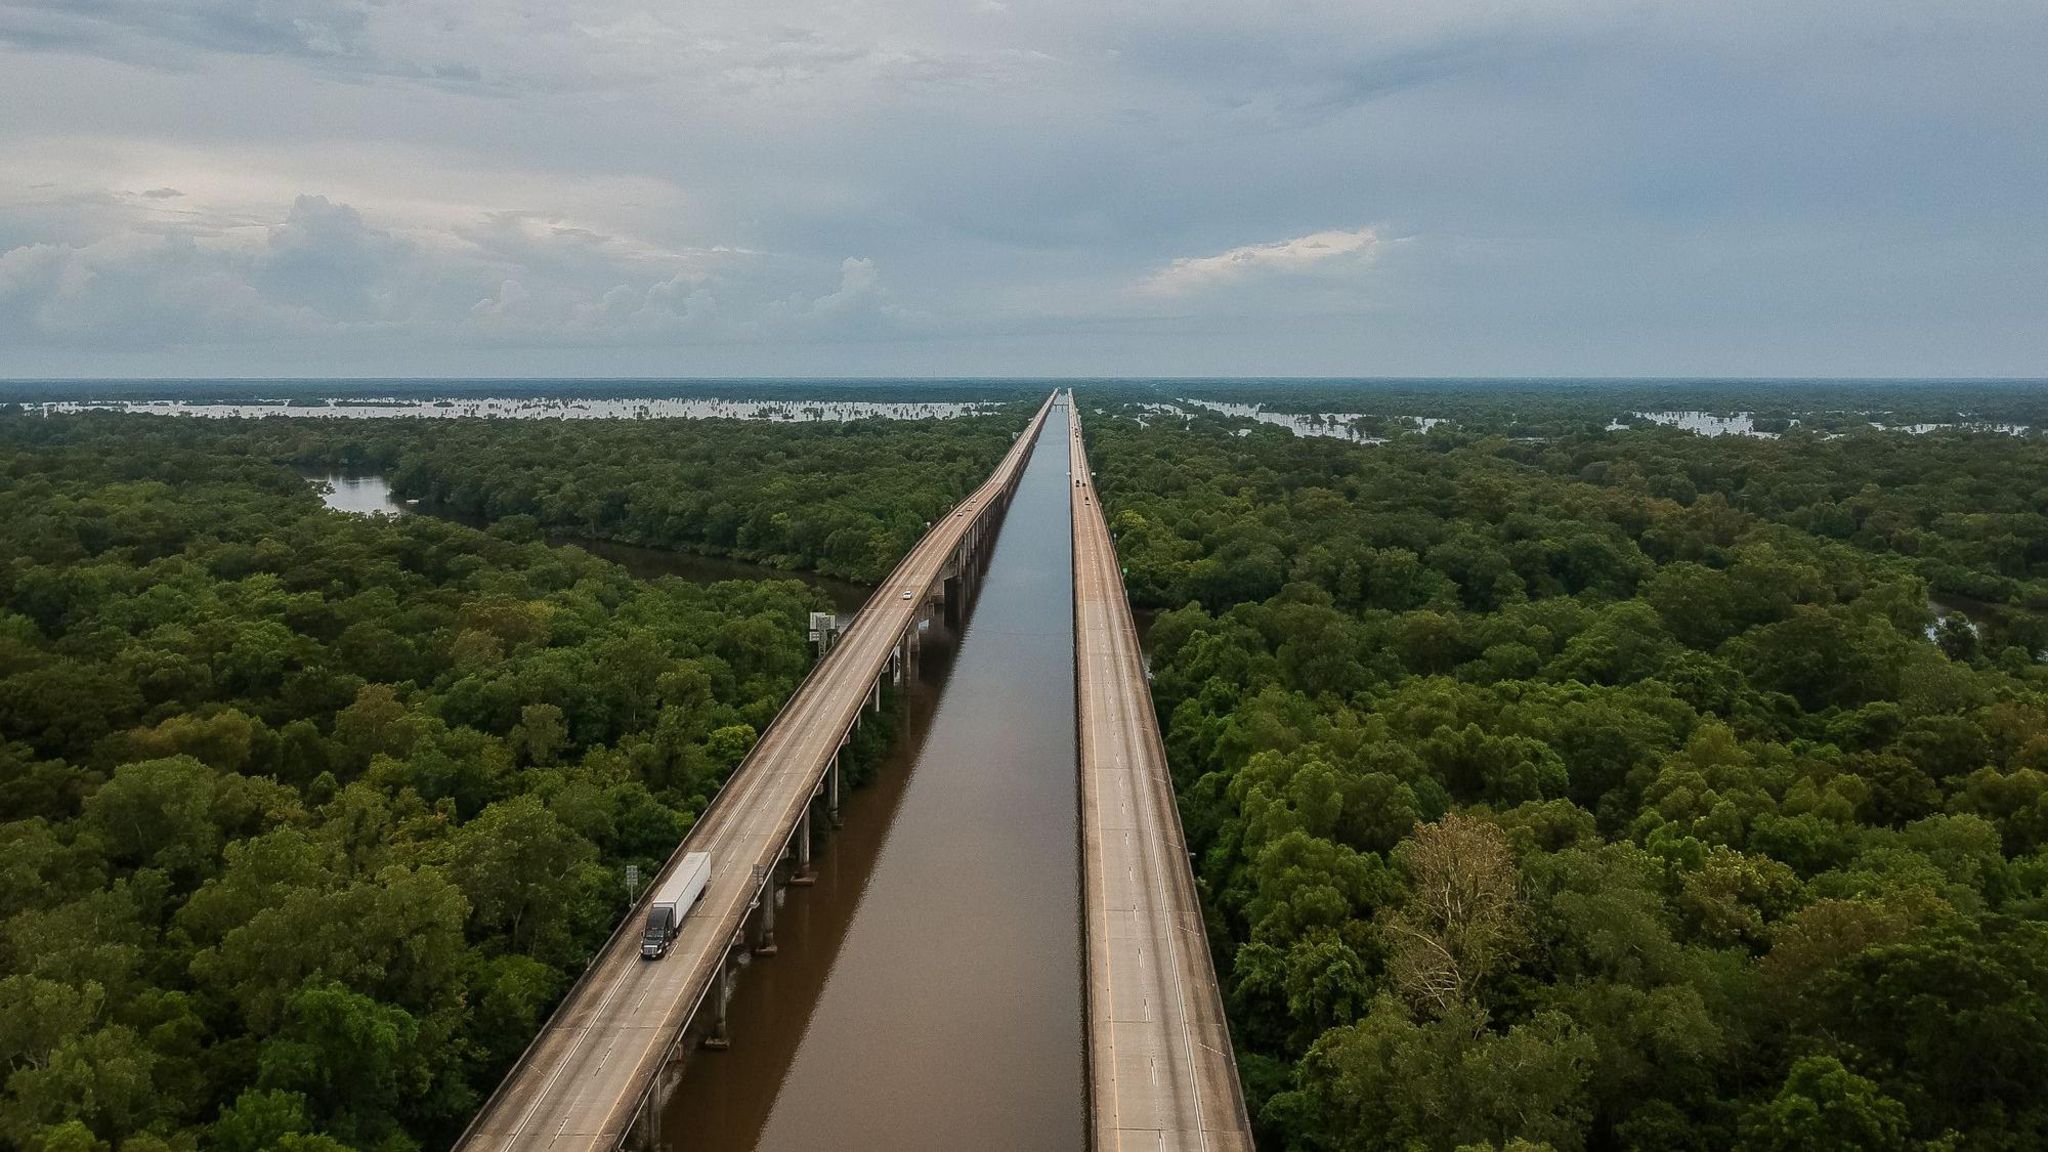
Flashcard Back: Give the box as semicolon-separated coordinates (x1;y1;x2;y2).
659;404;1084;1151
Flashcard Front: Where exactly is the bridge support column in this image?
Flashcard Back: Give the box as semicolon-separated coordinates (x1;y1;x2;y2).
754;877;778;957
631;1055;688;1151
828;751;842;828
869;677;882;713
703;953;734;1050
630;1092;661;1152
790;808;815;885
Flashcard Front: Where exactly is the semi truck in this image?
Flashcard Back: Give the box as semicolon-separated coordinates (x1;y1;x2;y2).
639;851;712;960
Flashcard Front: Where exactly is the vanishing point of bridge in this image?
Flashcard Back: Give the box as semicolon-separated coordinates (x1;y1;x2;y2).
454;391;1251;1151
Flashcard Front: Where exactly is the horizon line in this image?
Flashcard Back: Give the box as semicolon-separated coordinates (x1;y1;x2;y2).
5;375;2046;386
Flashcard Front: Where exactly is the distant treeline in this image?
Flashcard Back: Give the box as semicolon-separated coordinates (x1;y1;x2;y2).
26;407;1032;585
1084;378;2048;432
7;379;2044;428
0;380;1055;404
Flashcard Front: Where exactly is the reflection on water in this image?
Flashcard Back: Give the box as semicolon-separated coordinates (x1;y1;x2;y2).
310;474;411;516
1625;411;1776;437
1182;398;1378;441
1875;421;2031;435
1625;411;2033;438
1927;596;1992;644
1177;398;1444;442
39;397;999;421
663;406;1084;1152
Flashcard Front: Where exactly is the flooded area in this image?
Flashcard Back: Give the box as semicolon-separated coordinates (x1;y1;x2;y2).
36;397;999;421
662;405;1084;1152
1176;398;1444;442
1180;398;1375;440
1622;411;2033;437
1881;421;2031;435
311;474;415;516
1624;410;1779;437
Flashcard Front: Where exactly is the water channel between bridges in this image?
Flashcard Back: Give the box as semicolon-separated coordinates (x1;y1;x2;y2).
660;401;1084;1150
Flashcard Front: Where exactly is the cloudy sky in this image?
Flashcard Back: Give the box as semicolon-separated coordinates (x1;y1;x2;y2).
1;0;2043;378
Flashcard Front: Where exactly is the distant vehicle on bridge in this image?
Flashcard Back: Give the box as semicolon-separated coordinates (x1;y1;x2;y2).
640;852;712;960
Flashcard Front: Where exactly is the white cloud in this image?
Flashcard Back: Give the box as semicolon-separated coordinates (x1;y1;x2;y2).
0;166;921;353
1;0;2044;374
0;0;1058;99
1142;226;1380;296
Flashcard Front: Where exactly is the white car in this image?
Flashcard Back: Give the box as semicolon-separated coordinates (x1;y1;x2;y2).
902;589;914;599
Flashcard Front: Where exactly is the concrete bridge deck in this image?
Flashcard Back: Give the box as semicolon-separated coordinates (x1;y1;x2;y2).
454;392;1056;1152
1068;393;1254;1151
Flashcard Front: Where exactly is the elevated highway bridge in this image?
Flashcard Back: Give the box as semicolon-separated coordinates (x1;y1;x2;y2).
1070;392;1254;1151
454;394;1055;1152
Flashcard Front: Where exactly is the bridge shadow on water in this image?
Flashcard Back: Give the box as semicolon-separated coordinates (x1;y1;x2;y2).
660;404;1084;1152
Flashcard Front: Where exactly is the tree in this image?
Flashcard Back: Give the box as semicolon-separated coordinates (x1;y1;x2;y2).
211;1089;321;1152
116;709;263;773
1934;614;1979;663
1643;562;1739;650
468;954;563;1069
1244;829;1393;948
1275;998;1595;1152
1730;607;1895;711
0;1027;157;1147
330;684;421;772
0;976;102;1075
704;724;757;774
1736;1056;1908;1152
510;703;567;767
1382;814;1526;1017
255;981;424;1148
80;756;220;883
1550;602;1680;687
446;795;596;956
1809;922;2048;1140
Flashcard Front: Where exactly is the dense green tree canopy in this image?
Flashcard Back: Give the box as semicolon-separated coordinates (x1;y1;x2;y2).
1084;392;2048;1152
0;408;982;1150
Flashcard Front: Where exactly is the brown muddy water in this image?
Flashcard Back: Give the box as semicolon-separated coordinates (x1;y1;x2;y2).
659;404;1085;1152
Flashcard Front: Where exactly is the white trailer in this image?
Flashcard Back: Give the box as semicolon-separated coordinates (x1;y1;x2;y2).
638;851;711;960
